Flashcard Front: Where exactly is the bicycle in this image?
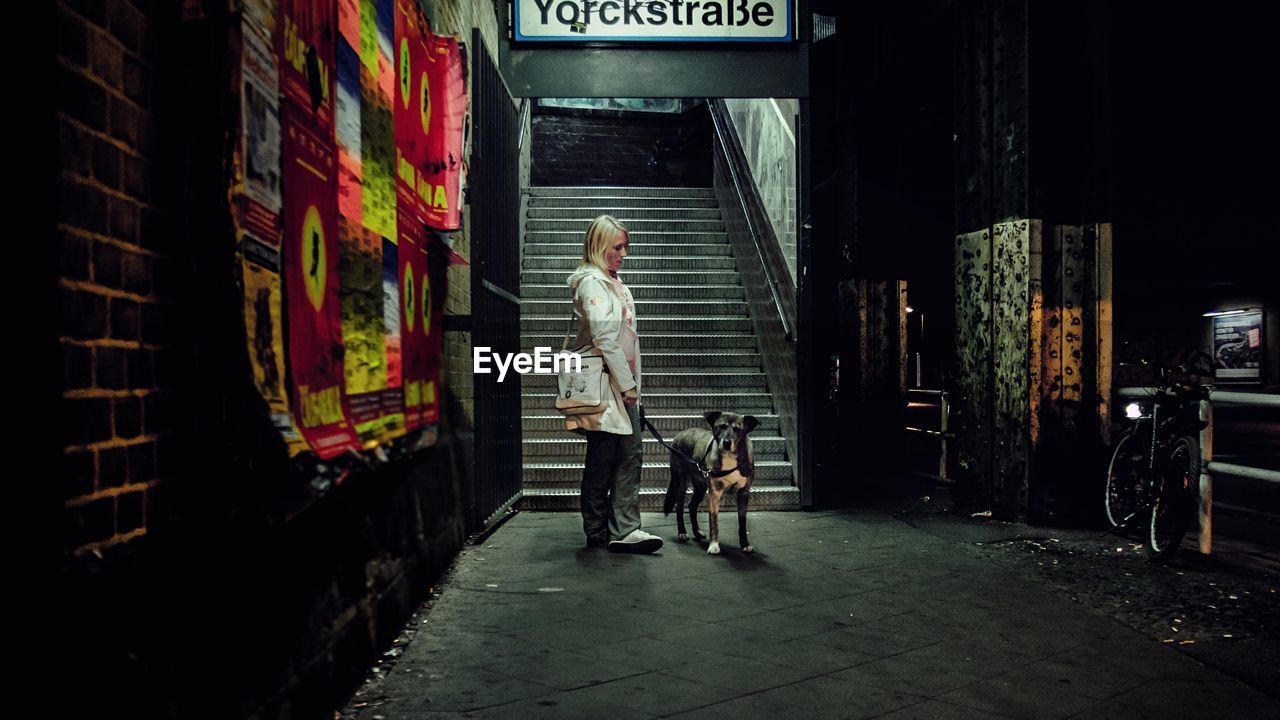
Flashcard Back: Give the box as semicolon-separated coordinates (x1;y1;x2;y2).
1104;361;1210;561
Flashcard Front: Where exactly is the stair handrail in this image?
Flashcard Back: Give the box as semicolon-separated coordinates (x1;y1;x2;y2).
517;98;531;151
706;98;795;342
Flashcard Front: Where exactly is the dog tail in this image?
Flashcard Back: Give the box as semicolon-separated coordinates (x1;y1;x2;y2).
662;453;686;516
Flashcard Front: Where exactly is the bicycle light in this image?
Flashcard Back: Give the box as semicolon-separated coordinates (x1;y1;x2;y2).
1124;402;1143;419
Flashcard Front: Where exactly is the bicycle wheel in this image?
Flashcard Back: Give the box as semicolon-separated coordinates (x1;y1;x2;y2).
1104;431;1146;529
1147;435;1200;561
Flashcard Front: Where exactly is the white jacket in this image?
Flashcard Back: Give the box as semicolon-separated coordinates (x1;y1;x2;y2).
563;265;642;435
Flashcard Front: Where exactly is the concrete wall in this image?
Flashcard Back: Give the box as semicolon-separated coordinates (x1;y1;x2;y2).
724;99;798;283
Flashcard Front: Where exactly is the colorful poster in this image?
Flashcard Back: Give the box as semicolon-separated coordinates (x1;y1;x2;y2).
421;32;466;231
394;0;432;222
397;226;445;429
282;106;361;458
335;6;363;225
234;6;306;457
240;236;306;455
241;232;286;403
340;221;387;443
380;235;405;437
242;18;283;212
278;0;336;133
243;0;277;34
335;0;390;444
234;0;452;461
420;235;447;425
359;0;397;240
1213;310;1264;383
397;211;426;431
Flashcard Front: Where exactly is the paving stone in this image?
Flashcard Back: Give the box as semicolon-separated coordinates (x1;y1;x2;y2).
344;511;1280;720
755;676;927;719
936;675;1100;720
660;654;816;695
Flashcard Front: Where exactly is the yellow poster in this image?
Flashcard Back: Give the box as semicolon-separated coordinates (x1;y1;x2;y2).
240;241;308;456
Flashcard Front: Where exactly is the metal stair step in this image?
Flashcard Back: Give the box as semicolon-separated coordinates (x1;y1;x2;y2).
520;333;759;350
522;461;795;486
521;481;797;497
520;485;797;503
522;391;775;412
514;479;793;507
516;185;794;512
526;207;722;221
523;435;788;459
528;219;725;232
527;186;716;198
524;242;732;257
529;196;719;209
524;448;787;464
632;352;763;368
508;350;763;370
514;489;793;512
523;256;737;271
521;284;745;300
521;270;743;286
523;370;768;390
521;299;748;316
524;230;729;243
520;412;781;435
523;316;752;332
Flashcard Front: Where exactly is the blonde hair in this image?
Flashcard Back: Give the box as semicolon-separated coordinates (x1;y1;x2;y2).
579;215;629;273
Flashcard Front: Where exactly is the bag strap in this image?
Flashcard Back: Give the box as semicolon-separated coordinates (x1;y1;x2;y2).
558;307;605;370
560;308;575;352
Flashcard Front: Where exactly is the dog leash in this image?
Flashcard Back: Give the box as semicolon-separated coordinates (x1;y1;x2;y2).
639;407;740;479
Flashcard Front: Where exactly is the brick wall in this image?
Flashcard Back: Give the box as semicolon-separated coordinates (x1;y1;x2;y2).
54;1;509;718
54;0;502;556
57;0;172;556
531;104;714;187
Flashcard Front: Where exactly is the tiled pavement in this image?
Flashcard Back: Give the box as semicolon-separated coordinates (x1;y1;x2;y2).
345;510;1279;719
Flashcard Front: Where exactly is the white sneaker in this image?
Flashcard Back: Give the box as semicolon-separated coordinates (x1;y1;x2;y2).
608;529;663;554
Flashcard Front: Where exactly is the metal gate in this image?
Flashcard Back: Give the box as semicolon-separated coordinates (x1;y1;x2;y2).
469;30;524;528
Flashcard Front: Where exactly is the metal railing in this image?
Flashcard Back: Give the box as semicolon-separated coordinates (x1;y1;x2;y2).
904;388;951;479
470;29;524;530
1115;387;1280;554
516;98;530;151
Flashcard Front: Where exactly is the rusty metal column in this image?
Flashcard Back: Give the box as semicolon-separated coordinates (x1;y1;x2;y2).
952;0;1114;521
951;0;999;511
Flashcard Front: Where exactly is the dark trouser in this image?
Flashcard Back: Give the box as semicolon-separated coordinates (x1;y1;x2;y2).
581;404;644;542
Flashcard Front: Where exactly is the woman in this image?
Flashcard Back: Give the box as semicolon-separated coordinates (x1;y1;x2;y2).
565;215;663;554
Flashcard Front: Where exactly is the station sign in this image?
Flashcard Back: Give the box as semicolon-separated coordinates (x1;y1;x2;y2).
513;0;795;43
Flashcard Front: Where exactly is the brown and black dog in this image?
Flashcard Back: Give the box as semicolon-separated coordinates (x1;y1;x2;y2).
662;411;760;554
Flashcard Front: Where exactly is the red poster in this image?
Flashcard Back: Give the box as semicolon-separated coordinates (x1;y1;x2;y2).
393;0;433;223
282;106;361;458
397;210;427;431
421;237;447;424
237;195;280;246
278;0;336;134
421;32;465;231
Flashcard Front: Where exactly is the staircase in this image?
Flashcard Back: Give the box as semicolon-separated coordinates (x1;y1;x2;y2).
519;186;797;511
